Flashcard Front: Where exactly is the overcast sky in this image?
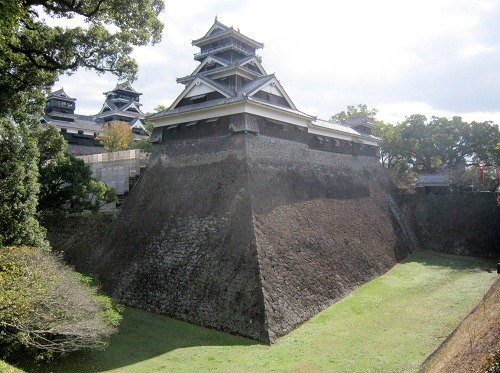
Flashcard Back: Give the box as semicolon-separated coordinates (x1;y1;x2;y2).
55;0;500;124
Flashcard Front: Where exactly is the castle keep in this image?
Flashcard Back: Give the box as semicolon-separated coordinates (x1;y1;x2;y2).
69;19;413;344
148;18;379;154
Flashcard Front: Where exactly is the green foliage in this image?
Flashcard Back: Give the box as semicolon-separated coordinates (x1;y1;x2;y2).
22;252;496;372
0;0;158;362
331;104;378;123
129;138;153;153
484;350;500;373
373;115;499;174
1;0;162;237
38;125;117;213
0;118;47;249
0;246;122;357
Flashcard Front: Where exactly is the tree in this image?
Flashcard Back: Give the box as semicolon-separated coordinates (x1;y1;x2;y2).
372;121;408;172
1;0;164;239
129;138;153;153
0;118;47;249
0;0;163;359
373;115;499;176
331;104;378;124
98;120;135;152
464;121;500;163
1;0;164;120
0;246;122;356
38;125;116;213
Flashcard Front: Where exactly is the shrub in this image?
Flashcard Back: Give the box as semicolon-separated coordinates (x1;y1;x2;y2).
0;246;122;358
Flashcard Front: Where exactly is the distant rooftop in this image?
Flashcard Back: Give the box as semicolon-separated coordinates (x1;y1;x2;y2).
415;174;450;186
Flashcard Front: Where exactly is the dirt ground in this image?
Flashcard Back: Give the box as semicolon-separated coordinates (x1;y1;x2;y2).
422;277;500;373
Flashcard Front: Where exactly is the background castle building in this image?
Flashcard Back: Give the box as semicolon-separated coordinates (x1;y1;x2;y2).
42;83;148;156
95;82;147;135
42;88;103;155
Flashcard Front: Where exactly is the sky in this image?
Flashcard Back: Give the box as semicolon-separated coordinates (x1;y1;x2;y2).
54;0;500;124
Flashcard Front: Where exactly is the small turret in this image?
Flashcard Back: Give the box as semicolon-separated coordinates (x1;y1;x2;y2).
45;88;76;114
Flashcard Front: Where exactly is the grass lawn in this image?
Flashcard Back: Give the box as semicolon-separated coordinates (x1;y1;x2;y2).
13;251;498;373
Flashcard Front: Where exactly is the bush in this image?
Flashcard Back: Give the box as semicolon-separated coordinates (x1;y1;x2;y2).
0;246;122;358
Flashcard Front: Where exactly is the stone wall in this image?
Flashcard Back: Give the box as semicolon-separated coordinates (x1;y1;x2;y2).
84;135;270;341
49;133;408;343
396;194;499;258
246;136;408;340
45;134;498;343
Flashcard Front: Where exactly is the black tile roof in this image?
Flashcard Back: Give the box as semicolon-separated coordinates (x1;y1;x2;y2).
344;115;375;127
415;174;450;184
148;96;245;119
48;88;76;101
237;74;275;96
43;113;103;132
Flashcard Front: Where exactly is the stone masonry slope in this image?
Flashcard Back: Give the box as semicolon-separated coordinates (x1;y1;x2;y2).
246;136;406;341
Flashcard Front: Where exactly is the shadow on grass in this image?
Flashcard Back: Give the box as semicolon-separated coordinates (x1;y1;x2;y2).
402;250;497;272
11;251;496;372
14;307;260;373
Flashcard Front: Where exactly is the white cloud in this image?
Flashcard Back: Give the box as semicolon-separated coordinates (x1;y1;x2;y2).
54;0;500;124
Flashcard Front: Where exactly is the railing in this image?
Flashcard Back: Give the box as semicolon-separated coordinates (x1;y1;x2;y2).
194;42;258;59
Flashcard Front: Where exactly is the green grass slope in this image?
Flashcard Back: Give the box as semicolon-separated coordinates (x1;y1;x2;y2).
11;251;498;373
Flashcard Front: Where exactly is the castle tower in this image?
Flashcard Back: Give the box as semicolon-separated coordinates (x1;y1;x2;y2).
86;19;405;345
149;18;316;142
42;88;104;155
149;18;378;156
45;88;77;115
95;82;147;136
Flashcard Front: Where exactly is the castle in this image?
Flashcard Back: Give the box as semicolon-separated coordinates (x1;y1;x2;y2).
64;18;409;345
47;18;500;345
42;83;148;155
148;18;379;155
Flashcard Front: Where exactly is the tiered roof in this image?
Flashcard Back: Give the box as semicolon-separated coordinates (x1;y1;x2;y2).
45;88;77;115
150;19;302;123
48;88;76;102
41;112;102;133
149;18;380;148
191;18;264;62
44;83;148;139
95;82;146;133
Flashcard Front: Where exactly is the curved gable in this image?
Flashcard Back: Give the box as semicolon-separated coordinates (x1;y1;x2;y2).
248;78;297;110
170;77;232;110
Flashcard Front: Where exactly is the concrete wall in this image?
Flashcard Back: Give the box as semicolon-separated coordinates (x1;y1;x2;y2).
79;149;146;195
